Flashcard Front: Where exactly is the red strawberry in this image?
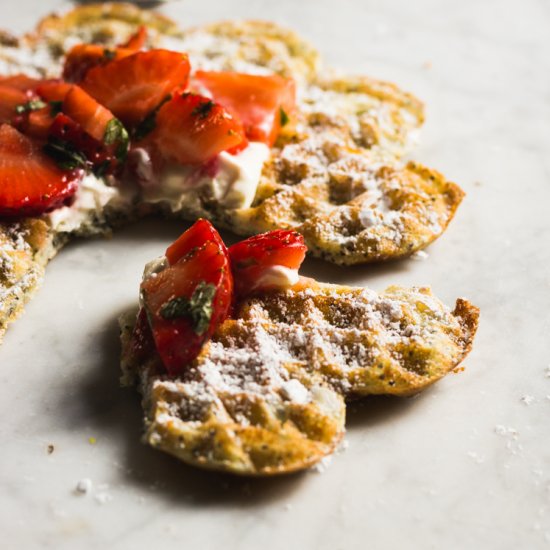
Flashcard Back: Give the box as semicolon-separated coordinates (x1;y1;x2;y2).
144;92;247;165
141;221;233;375
62;44;134;83
17;106;56;140
36;80;73;103
80;49;190;128
44;86;129;174
165;218;227;265
192;71;296;146
0;124;80;217
47;112;127;175
0;84;29;123
0;74;42;92
120;26;147;50
228;230;307;297
124;307;156;367
62;85;116;142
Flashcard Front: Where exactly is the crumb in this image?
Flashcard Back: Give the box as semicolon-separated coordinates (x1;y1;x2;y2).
545;366;550;378
313;455;333;473
467;451;484;464
88;436;97;445
410;250;429;261
473;181;482;187
336;438;349;453
47;444;54;454
495;425;518;438
520;395;535;406
75;478;93;495
95;492;113;505
422;61;432;70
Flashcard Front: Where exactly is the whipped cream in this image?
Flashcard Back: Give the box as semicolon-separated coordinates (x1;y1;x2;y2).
46;173;131;233
140;142;269;212
254;265;299;290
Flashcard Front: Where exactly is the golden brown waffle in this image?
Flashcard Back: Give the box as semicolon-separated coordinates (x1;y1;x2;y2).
0;4;462;334
120;278;478;475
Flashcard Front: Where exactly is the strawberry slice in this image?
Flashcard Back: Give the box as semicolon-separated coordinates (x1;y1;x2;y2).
62;44;134;83
80;50;190;128
144;92;247;165
124;307;156;367
228;230;307;297
36;80;73;103
166;218;227;265
17;105;56;140
62;85;117;142
0;74;42;92
0;124;80;217
47;112;127;175
121;26;147;50
141;221;233;375
0;85;29;123
44;86;129;174
192;71;296;146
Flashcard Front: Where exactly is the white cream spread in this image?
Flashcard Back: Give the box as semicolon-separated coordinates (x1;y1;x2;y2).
254;265;299;290
46;142;269;233
46;173;131;233
140;142;269;212
142;255;168;281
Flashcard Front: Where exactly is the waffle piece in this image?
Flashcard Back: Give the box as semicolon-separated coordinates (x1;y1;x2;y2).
0;219;58;341
0;4;463;337
120;279;478;475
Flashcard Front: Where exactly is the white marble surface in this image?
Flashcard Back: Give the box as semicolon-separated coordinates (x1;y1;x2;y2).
1;1;549;548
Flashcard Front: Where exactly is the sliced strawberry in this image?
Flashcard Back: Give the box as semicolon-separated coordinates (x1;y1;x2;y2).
81;50;190;128
141;223;233;375
17;106;55;140
0;124;79;217
47;112;127;175
192;71;296;146
166;218;227;265
124;307;156;367
144;92;247;165
0;84;29;123
121;26;147;50
36;80;73;103
228;230;307;297
62;85;116;142
62;44;134;83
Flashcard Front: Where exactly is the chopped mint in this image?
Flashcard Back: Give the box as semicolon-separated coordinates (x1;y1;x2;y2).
49;100;63;116
160;281;217;335
103;118;129;161
192;99;214;119
133;94;171;141
279;107;290;127
43;138;88;171
15;99;47;114
103;48;116;61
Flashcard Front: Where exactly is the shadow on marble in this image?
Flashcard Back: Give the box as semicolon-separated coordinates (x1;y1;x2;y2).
345;394;421;430
57;306;310;507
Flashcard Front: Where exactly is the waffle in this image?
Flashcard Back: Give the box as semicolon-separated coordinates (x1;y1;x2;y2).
120;278;479;475
0;4;462;335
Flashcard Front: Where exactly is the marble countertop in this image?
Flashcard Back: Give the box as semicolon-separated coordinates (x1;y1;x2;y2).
1;1;549;548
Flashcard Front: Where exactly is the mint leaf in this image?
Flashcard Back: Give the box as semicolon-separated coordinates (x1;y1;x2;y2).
279;107;290;127
49;101;63;116
103;118;129;162
192;99;214;119
15;99;47;114
43;138;88;171
160;281;216;335
133;94;171;141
